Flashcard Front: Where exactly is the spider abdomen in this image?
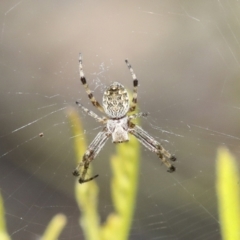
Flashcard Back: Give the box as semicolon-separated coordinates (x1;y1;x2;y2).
102;82;130;118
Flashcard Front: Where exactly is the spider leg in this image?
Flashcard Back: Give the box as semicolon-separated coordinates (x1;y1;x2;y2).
129;112;149;120
72;127;110;184
76;101;107;124
79;53;104;113
129;124;176;172
125;60;138;113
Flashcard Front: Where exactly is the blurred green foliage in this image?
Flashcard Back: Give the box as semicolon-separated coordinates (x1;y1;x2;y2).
41;214;67;240
0;104;140;240
0;193;10;240
68;106;140;240
1;111;239;240
216;147;240;240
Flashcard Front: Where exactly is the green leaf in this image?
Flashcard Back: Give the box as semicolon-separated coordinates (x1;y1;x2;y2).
68;107;100;240
68;94;140;240
100;133;140;240
0;193;11;240
41;214;67;240
216;147;240;240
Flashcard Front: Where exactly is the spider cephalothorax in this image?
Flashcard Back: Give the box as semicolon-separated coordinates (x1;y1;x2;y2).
107;117;129;143
73;53;176;184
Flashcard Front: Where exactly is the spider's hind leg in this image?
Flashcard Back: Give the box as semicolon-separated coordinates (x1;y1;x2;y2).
158;153;176;172
79;174;99;184
129;124;176;172
72;128;110;184
156;144;177;162
170;155;177;162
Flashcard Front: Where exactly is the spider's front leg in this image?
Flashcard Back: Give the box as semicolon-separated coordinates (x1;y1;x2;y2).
125;59;138;113
76;101;107;124
129;124;176;172
78;53;104;113
73;128;110;184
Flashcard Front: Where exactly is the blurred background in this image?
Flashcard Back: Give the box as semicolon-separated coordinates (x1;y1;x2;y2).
1;0;240;239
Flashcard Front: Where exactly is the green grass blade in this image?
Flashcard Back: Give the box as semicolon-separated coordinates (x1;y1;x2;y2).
68;97;140;240
101;116;140;240
68;107;100;240
41;214;67;240
216;147;240;240
0;193;11;240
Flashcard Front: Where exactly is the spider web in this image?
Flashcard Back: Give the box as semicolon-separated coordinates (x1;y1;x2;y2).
0;0;240;239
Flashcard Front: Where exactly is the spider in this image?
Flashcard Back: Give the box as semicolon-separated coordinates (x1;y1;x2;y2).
73;53;176;184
